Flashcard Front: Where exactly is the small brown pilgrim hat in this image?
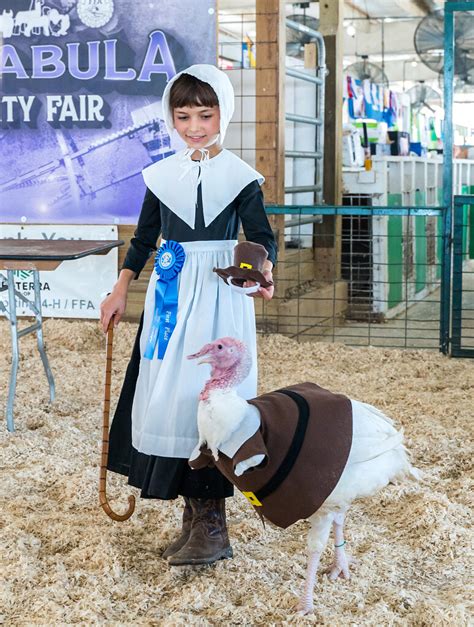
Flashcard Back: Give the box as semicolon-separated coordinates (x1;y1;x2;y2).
213;241;273;288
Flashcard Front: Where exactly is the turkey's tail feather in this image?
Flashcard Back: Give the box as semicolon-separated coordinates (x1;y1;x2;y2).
325;400;420;505
351;401;422;481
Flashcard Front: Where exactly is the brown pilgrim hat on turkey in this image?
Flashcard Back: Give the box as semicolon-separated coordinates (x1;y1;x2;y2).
213;241;273;288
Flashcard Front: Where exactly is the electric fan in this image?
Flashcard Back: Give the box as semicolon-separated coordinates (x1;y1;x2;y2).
407;81;442;112
286;13;320;59
345;55;389;87
414;9;474;78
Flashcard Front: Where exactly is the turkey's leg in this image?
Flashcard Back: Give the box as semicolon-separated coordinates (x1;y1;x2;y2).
326;510;355;580
297;512;332;614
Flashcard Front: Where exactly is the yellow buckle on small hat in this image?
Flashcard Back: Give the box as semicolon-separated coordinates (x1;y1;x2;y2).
242;491;262;506
239;262;253;269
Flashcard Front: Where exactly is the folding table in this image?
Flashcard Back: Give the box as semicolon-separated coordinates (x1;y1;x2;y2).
0;239;123;432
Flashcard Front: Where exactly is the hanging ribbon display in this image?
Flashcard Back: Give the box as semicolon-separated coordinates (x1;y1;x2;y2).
144;240;186;360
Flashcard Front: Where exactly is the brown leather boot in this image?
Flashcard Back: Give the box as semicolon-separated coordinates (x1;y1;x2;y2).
168;498;233;566
162;497;193;559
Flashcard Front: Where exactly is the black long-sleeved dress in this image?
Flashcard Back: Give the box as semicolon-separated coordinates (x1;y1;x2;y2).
107;178;277;500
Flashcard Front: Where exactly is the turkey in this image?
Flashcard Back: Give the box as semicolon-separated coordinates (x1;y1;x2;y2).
187;337;419;614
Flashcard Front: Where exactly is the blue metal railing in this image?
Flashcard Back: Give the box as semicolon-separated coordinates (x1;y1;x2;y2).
266;205;446;217
452;195;474;357
443;2;474;357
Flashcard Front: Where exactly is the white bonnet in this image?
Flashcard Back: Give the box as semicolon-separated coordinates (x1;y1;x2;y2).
161;64;235;143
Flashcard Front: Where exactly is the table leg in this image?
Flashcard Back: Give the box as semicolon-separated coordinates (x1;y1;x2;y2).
3;270;55;432
6;271;19;432
33;270;55;404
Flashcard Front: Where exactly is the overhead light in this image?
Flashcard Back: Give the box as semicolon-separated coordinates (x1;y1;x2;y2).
411;60;418;67
346;24;356;37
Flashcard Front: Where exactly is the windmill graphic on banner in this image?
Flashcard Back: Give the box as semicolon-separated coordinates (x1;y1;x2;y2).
0;99;175;223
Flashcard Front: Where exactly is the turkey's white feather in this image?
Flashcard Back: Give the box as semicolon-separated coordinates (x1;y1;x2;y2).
315;399;418;513
197;389;248;460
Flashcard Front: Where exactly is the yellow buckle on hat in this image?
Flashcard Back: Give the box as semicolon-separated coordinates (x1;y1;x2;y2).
239;262;253;269
242;491;262;506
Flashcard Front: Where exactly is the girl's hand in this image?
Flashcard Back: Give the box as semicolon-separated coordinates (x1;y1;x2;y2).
243;269;274;301
100;288;128;333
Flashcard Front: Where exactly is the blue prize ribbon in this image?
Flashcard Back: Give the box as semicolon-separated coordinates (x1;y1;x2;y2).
144;241;186;360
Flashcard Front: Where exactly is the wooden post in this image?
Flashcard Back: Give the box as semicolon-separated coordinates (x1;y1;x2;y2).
316;0;344;280
320;0;344;205
256;0;286;258
304;42;317;70
119;225;157;322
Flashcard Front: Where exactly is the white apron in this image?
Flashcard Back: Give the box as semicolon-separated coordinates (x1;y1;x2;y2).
131;239;258;458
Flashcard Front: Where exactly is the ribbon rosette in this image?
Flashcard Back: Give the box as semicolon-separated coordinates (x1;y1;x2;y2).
144;240;186;360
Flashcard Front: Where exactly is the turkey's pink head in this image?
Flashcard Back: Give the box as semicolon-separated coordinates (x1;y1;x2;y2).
187;337;252;398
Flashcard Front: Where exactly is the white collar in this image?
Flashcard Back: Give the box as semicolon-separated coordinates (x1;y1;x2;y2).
189;403;261;463
142;149;264;229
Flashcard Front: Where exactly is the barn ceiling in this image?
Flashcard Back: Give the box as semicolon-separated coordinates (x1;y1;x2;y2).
219;0;444;17
218;0;470;89
344;0;443;19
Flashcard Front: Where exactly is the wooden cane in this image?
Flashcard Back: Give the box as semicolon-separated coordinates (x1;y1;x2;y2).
99;316;136;521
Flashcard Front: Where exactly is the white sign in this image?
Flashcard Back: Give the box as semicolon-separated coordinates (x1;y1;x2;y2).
0;224;118;319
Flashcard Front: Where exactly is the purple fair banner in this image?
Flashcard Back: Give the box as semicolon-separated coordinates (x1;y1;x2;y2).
0;0;217;224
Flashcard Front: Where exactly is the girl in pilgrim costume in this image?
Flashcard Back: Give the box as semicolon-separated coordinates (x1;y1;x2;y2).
100;64;277;566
